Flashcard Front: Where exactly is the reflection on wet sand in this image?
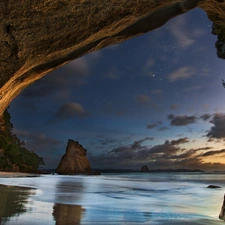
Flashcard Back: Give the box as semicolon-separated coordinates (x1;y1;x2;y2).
53;203;85;225
0;185;34;222
53;179;86;224
55;179;84;204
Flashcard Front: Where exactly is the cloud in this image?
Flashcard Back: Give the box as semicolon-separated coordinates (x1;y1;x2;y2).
105;71;121;80
158;126;169;131
170;104;179;110
147;121;162;129
104;67;125;80
168;15;195;48
145;58;155;67
131;137;154;150
206;114;225;139
14;129;63;150
13;129;64;167
52;102;87;122
89;137;193;169
20;56;91;99
200;114;211;121
168;114;197;126
86;50;102;62
170;137;189;145
201;149;225;157
137;95;151;103
66;57;89;75
88;135;225;171
195;147;212;151
99;138;118;146
141;57;155;77
147;124;158;129
151;89;163;95
167;66;195;82
146;121;169;132
183;85;202;92
192;28;206;39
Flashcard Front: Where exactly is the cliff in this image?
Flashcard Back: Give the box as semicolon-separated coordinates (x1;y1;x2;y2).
0;109;45;172
56;139;92;175
1;0;225;115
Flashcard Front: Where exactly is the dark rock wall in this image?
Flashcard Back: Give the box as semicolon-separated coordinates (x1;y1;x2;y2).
1;0;223;115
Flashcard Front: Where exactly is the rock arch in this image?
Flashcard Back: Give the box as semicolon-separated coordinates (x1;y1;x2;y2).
0;0;224;115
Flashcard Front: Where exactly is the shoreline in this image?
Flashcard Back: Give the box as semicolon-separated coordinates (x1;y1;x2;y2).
150;218;222;225
0;173;223;225
0;171;40;178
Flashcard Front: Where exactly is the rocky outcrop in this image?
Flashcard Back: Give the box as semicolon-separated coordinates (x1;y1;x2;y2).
141;165;150;172
56;139;92;175
207;185;221;188
1;0;225;115
219;195;225;220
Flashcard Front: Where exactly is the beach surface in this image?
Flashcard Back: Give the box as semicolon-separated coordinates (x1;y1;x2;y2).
0;171;40;178
0;172;224;225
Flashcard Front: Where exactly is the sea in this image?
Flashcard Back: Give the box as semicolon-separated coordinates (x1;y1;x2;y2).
0;172;225;225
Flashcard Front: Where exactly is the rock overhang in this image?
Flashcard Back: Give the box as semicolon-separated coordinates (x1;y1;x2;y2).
0;0;225;115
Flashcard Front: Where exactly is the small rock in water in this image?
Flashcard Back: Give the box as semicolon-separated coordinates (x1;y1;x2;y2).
207;185;221;189
92;170;101;175
141;165;150;172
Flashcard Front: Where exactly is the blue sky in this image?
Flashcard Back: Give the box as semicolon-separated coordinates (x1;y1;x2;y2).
9;8;225;171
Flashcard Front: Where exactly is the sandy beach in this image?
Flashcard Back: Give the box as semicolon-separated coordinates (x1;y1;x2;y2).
0;173;224;225
150;219;223;225
0;171;40;178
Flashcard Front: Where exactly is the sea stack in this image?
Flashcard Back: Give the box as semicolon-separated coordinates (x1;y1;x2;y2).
56;139;92;175
141;165;150;172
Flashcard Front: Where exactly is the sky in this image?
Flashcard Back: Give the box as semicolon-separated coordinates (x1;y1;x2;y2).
9;8;225;171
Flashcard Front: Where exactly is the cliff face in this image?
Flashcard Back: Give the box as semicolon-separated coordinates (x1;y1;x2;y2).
56;139;92;175
0;0;225;115
0;110;45;172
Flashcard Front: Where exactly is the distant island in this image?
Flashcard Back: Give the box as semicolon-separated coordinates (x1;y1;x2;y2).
147;169;204;173
95;169;139;173
94;168;204;173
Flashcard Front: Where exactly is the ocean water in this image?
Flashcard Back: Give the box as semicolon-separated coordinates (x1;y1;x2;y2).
0;172;224;225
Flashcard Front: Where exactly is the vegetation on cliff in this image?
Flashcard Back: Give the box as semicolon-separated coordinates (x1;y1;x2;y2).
212;23;225;59
0;109;44;173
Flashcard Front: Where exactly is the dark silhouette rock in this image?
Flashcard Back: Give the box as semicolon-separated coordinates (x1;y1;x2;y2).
92;170;101;175
207;185;221;189
56;139;92;175
141;165;150;172
219;194;225;220
1;0;224;115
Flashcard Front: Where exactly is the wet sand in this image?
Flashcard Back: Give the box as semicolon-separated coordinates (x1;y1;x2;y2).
0;172;40;178
149;218;223;225
0;173;224;225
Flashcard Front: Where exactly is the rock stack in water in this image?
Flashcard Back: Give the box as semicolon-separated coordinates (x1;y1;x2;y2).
56;139;92;175
141;165;150;172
